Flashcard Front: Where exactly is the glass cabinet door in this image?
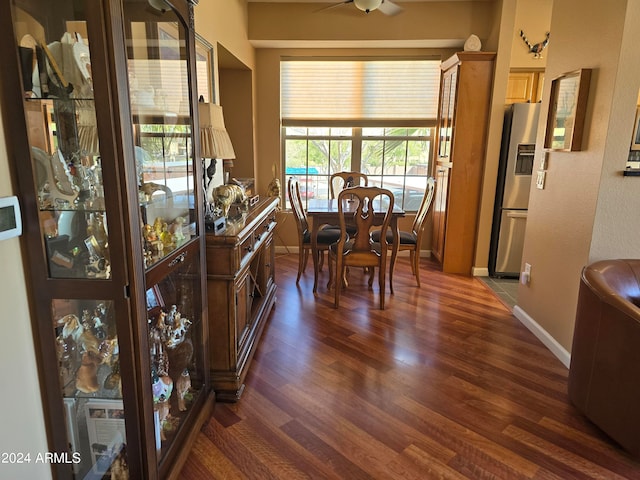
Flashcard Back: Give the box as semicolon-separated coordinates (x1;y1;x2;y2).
144;246;205;462
124;2;197;271
10;2;130;477
16;6;110;280
123;0;205;468
52;298;126;477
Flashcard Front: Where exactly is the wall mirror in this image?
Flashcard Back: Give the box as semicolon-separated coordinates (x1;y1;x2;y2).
544;68;592;151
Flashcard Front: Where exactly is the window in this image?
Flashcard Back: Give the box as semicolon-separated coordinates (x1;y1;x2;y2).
283;126;433;211
281;58;440;211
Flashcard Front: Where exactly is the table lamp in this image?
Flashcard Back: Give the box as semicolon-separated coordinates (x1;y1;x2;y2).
198;100;236;184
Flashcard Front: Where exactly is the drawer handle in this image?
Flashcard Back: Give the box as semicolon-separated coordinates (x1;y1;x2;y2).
263;224;270;231
255;233;262;241
244;245;253;252
169;252;186;267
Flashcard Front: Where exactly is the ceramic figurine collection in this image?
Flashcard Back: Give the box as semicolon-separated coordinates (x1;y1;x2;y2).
55;303;120;397
148;305;194;441
142;215;188;269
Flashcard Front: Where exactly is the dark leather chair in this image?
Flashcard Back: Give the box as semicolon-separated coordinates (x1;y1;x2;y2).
568;259;640;458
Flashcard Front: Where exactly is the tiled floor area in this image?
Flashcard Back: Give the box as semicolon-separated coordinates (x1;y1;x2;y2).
479;276;520;310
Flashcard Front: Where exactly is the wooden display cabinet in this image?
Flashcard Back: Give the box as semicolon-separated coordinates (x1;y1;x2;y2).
432;52;495;275
206;197;279;401
0;0;212;478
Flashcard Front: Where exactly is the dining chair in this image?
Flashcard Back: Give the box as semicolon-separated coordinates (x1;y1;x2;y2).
329;171;368;199
370;177;435;287
288;177;341;284
329;186;394;310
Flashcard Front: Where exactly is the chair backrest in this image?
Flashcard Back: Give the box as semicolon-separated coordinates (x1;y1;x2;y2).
287;177;309;238
337;186;394;254
411;176;436;236
330;171;368;199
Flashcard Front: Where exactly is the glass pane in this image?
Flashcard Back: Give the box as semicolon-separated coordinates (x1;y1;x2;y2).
308;127;330;136
285;138;308;166
53;299;126;478
382;140;407;176
362;127;384;137
285;126;307;136
126;13;196;270
308;138;329;171
330;127;352;136
362;139;384;175
404;178;429;211
382;175;405;207
146;250;204;460
406;140;429;174
329;140;352;174
368;175;383;188
17;8;110;279
385;127;408;136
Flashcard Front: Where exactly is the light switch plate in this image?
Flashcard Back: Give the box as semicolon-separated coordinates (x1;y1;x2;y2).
536;171;546;190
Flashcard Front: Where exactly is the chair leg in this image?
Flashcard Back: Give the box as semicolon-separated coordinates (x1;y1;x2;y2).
414;251;421;288
379;263;386;310
409;250;416;275
296;247;307;283
334;256;343;308
302;248;310;273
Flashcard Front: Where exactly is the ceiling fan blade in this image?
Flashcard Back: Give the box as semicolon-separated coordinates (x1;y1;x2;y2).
378;0;403;16
315;0;354;13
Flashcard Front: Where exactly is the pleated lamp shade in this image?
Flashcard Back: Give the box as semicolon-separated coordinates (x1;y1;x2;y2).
198;102;236;160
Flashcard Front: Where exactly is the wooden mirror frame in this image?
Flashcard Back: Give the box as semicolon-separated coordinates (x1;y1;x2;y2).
544;68;592;151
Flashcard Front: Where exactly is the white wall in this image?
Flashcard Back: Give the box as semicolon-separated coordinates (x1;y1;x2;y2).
516;0;640;354
0;110;51;478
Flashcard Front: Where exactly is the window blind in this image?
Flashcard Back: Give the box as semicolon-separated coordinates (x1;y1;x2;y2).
281;58;440;122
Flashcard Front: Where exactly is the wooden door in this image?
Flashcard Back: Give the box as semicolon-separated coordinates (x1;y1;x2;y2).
431;164;450;262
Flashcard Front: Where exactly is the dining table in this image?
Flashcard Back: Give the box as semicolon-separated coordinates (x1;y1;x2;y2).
306;197;405;294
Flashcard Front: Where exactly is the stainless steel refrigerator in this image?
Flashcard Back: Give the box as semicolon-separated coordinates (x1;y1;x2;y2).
489;102;541;278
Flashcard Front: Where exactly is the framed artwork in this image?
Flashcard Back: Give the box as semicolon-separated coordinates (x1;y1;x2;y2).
146;285;164;311
544;68;592;151
631;107;640;151
195;33;215;103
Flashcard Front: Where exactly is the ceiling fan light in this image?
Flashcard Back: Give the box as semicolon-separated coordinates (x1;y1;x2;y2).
354;0;383;13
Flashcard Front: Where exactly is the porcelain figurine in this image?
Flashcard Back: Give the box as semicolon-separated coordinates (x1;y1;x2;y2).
175;368;191;411
76;351;100;393
211;184;247;218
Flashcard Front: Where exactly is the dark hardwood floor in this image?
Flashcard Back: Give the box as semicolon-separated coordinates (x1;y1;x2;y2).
179;254;640;479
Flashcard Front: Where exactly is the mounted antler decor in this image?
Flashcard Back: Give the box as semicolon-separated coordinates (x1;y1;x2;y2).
519;30;550;58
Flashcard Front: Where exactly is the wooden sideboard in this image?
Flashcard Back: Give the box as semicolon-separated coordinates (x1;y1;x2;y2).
205;196;279;401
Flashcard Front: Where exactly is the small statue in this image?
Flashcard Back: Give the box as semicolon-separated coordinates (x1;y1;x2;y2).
267;177;281;198
175;369;191;411
211;184;247;218
155;394;170;441
76;351;101;393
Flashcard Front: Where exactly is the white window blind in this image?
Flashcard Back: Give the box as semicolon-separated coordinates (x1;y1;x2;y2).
281;58;440;122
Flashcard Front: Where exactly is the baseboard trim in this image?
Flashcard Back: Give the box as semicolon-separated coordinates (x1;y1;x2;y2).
473;267;489;277
512;305;571;369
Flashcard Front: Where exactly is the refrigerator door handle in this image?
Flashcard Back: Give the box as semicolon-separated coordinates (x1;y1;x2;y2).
506;211;528;219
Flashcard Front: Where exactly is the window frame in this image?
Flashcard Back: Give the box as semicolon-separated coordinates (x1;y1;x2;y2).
282;120;436;212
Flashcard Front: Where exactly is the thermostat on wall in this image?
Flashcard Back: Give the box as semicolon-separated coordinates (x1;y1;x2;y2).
0;196;22;241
